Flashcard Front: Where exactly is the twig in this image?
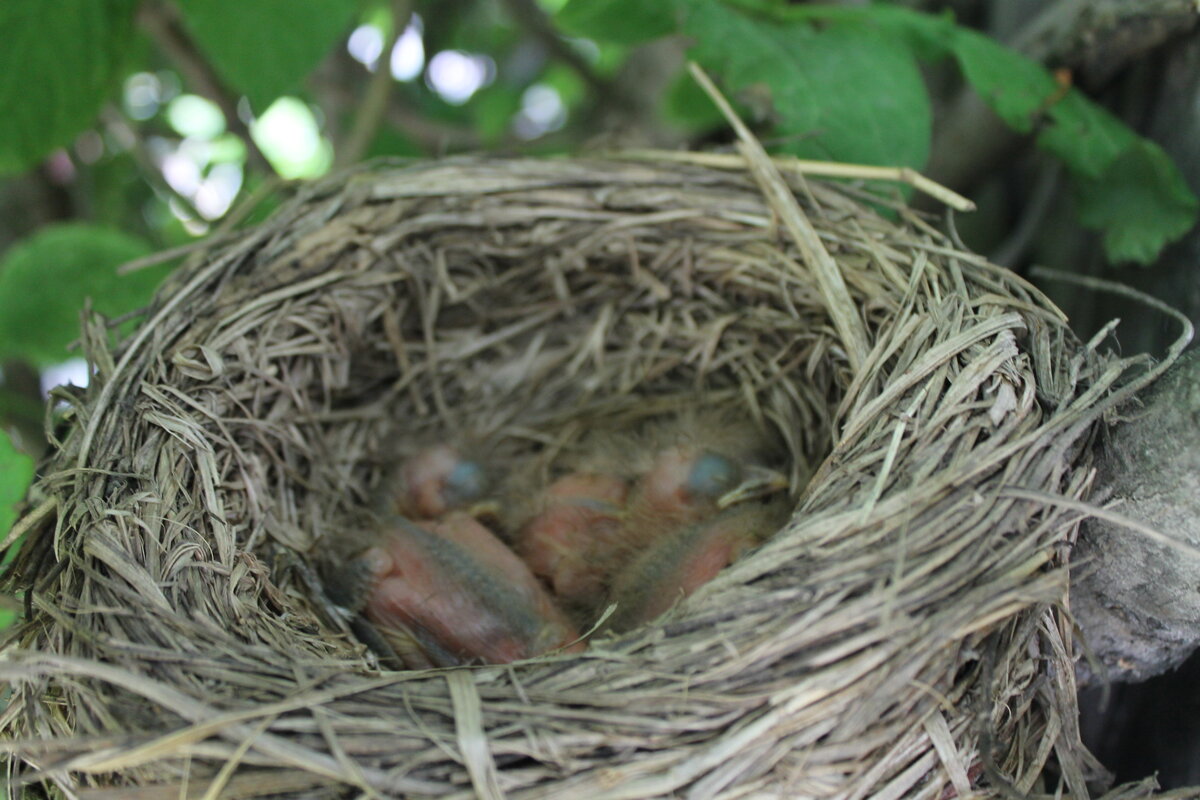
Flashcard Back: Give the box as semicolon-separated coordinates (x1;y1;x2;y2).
502;0;612;99
386;104;485;152
0;498;55;555
99;107;206;222
117;174;285;276
989;160;1061;268
116;235;237;276
310;59;483;153
337;0;414;168
688;61;871;373
1003;487;1200;560
1030;265;1196;359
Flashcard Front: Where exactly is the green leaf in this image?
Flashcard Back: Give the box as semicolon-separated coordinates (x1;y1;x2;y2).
948;27;1135;177
946;25;1196;261
663;69;727;132
471;85;524;144
363;127;425;159
723;2;955;62
0;224;165;366
178;0;360;110
556;0;677;45
540;63;589;109
0;427;29;628
0;0;137;174
712;3;1198;262
0;430;33;541
1073;140;1200;264
1037;90;1133;180
950;28;1056;135
684;0;931;168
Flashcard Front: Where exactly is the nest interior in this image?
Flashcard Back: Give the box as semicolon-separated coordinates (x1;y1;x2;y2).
1;155;1136;799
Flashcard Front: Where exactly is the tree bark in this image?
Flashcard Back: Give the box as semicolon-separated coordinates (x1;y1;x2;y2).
1071;348;1200;683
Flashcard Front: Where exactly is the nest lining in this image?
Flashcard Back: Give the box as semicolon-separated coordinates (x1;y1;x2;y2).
0;155;1139;799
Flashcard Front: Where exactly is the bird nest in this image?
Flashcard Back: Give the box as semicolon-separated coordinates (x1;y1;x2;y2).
1;153;1138;799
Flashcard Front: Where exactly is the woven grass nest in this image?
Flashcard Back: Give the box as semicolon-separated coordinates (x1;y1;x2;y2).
2;151;1139;799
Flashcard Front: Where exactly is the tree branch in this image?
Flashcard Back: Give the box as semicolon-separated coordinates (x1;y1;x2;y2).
336;0;414;168
99;107;206;223
501;0;613;100
1012;0;1199;85
1071;348;1200;684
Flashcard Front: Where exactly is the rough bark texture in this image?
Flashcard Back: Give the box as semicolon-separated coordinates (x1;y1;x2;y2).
1072;348;1200;683
1005;0;1198;83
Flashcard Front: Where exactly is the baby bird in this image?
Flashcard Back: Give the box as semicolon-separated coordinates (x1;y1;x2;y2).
332;514;583;668
322;443;582;668
517;472;630;610
598;409;788;563
624;443;787;545
514;411;789;628
385;443;488;519
585;411;788;629
607;501;789;632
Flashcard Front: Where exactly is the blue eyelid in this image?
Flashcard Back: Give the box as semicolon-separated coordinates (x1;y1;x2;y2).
446;461;486;502
687;452;738;498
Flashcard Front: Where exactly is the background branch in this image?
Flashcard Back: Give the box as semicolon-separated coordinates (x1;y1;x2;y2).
99;107;205;223
336;0;414;168
501;0;613;99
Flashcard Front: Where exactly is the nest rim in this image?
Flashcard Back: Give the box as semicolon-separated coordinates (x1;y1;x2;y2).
0;152;1158;799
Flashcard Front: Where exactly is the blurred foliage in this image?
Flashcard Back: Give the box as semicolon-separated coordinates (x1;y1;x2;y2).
0;430;33;630
657;0;1196;260
1;0;1194;265
0;224;166;366
683;1;932;168
0;0;139;173
556;0;674;44
180;0;362;111
0;0;1197;630
0;431;32;539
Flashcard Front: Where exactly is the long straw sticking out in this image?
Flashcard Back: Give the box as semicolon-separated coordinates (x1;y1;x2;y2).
617;149;976;213
687;61;871;374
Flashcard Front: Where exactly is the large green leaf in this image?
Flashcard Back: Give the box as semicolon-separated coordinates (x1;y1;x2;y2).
724;0;955;60
0;0;137;175
556;0;677;45
950;27;1057;136
178;0;360;110
950;27;1137;177
0;224;165;366
683;0;931;169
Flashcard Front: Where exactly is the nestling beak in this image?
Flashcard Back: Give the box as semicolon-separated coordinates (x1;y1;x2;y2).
716;464;789;509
